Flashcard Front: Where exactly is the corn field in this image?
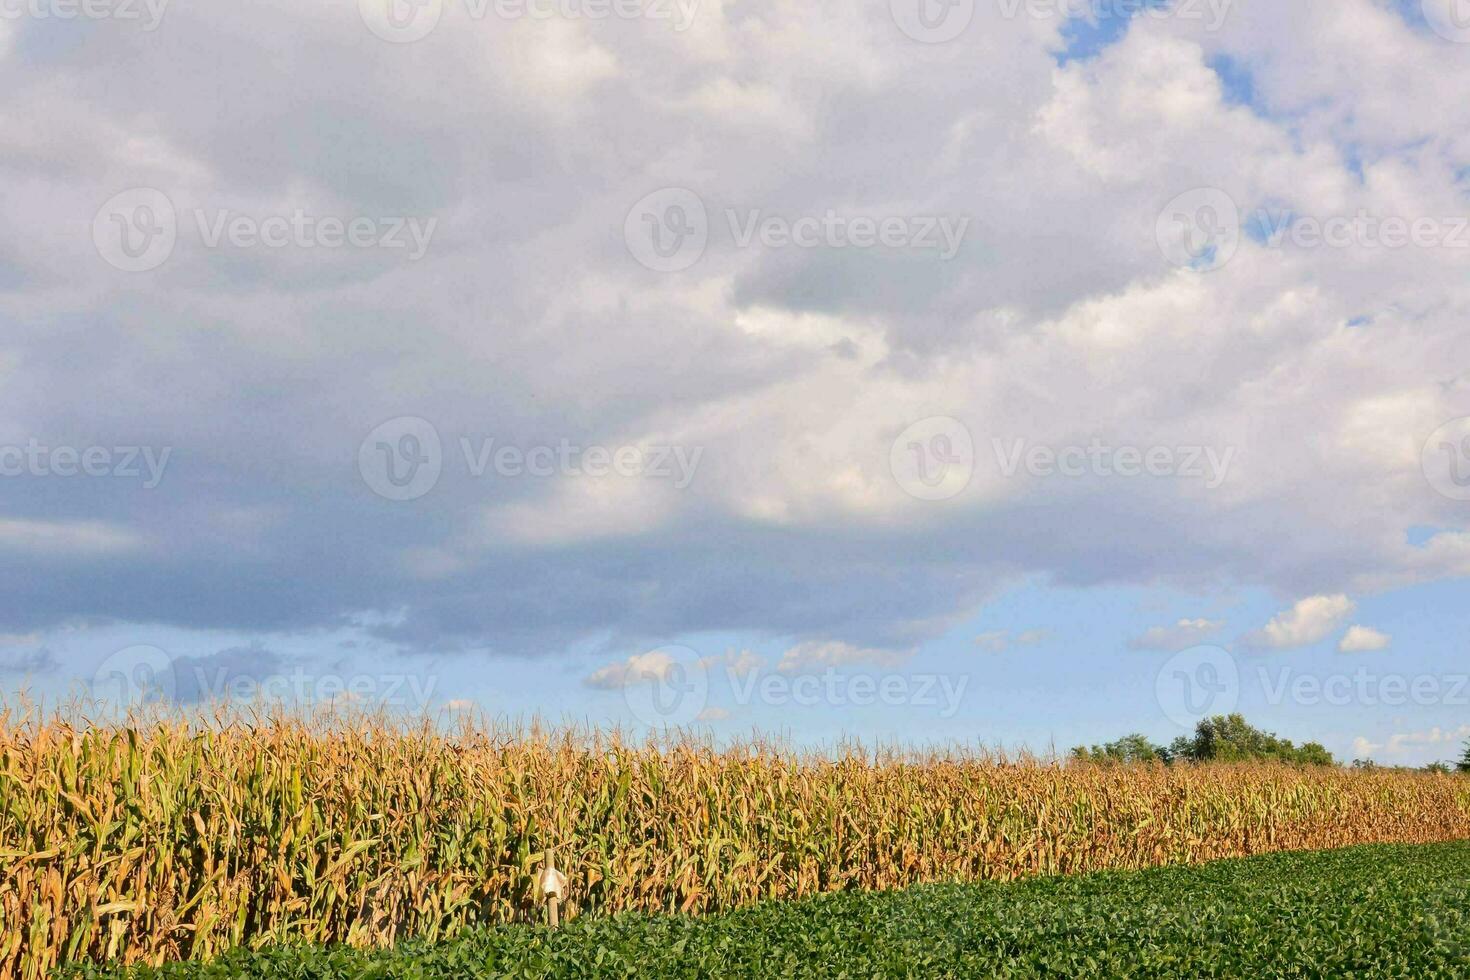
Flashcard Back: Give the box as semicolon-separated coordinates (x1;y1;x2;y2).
2;710;1468;977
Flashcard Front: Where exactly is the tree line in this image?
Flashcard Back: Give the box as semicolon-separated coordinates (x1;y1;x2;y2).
1072;713;1470;773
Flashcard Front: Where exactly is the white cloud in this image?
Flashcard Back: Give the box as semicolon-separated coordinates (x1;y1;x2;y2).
975;629;1048;653
1338;625;1392;653
0;519;145;557
0;647;56;676
583;650;679;690
3;0;1470;671
1243;595;1356;650
975;631;1009;653
777;640;912;674
1353;724;1470;760
1130;618;1226;651
695;706;731;722
701;649;763;678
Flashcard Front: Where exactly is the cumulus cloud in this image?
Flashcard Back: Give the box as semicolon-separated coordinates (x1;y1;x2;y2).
777;640;912;674
975;631;1009;653
1353;724;1470;760
975;630;1049;653
2;2;1468;673
169;646;285;704
1130;619;1226;651
1243;595;1356;650
584;650;681;690
0;647;57;676
0;519;145;557
1338;625;1392;653
702;649;764;678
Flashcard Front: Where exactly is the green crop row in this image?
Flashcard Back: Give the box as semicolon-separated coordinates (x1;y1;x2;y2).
76;840;1470;978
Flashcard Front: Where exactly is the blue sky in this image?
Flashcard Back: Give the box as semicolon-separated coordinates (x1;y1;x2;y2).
15;575;1470;765
2;0;1470;767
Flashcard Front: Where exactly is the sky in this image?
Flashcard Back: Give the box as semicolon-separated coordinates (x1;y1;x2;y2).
2;0;1469;766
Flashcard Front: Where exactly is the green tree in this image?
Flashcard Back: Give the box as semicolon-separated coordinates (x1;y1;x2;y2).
1173;714;1336;767
1458;740;1470;774
1074;716;1337;767
1070;733;1169;765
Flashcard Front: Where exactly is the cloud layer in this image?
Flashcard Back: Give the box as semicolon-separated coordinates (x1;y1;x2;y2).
2;1;1468;665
